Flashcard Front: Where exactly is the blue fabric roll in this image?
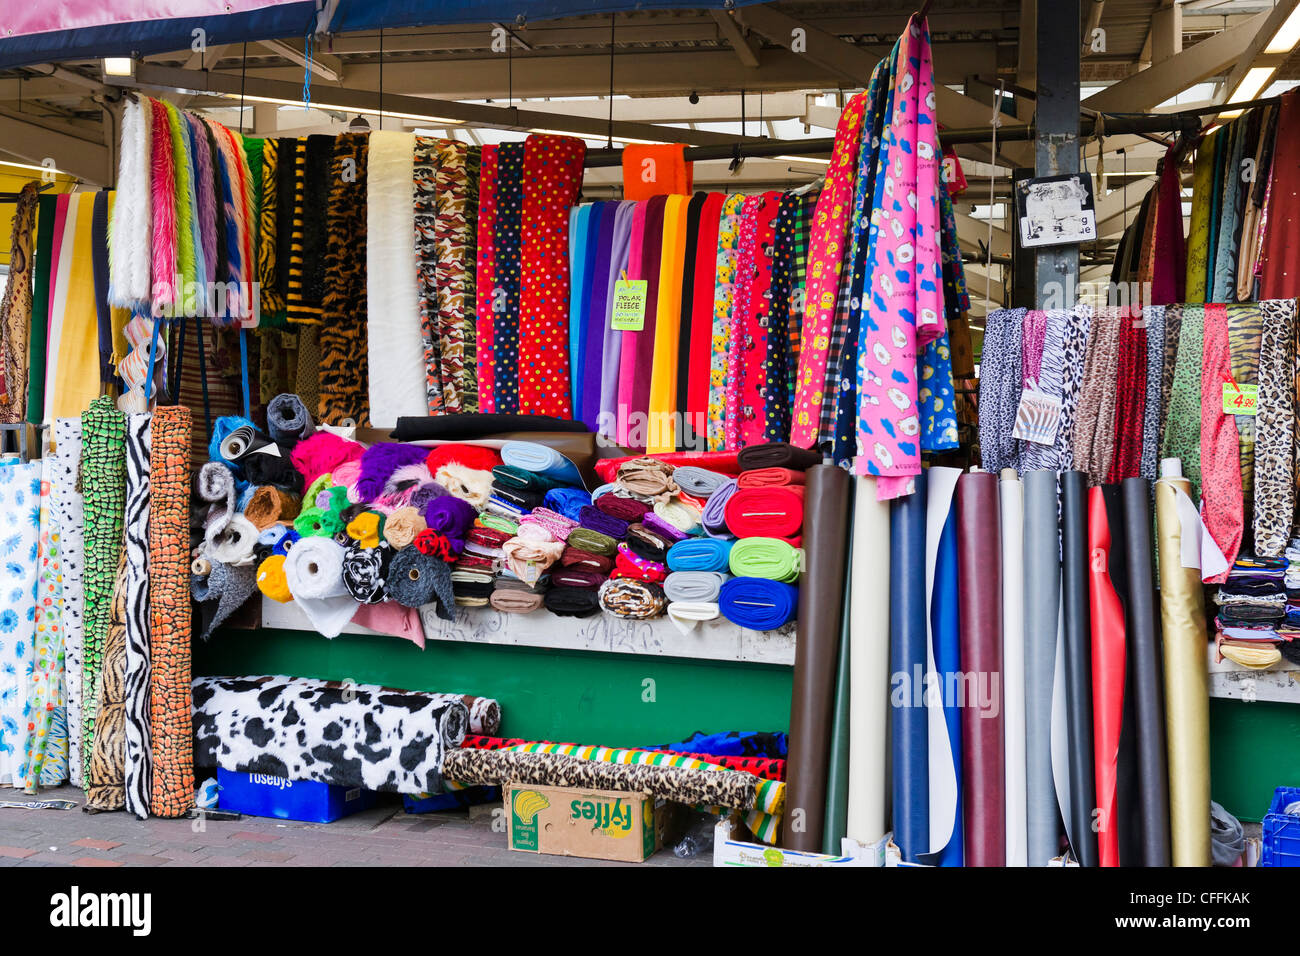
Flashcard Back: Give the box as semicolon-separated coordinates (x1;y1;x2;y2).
500;440;584;486
543;486;593;522
270;528;301;557
719;577;797;630
667;537;734;572
890;470;929;863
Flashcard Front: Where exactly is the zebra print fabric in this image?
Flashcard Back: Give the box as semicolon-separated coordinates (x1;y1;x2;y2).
123;413;152;819
84;558;128;812
52;418;86;788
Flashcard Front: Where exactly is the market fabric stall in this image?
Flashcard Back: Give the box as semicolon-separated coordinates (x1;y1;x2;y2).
0;0;1296;869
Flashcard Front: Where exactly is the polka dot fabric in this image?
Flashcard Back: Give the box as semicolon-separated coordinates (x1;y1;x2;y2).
735;192;781;448
474;145;499;412
492;143;524;412
519;134;586;417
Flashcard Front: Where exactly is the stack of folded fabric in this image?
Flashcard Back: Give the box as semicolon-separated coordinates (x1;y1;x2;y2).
1215;554;1287;669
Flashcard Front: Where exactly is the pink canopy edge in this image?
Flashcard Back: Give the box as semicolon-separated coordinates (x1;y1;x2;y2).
6;0;301;39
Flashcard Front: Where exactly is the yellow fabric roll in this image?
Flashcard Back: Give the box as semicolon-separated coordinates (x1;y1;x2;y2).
646;194;689;453
1155;474;1212;867
345;511;383;549
1218;642;1281;670
256;554;293;603
1184;131;1216;304
49;193;103;422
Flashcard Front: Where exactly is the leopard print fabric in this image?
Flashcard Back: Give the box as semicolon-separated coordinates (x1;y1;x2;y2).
318;132;369;426
149;405;195;817
1253;298;1296;557
84;557;128;813
414;136;445;413
1054;305;1093;473
0;182;37;423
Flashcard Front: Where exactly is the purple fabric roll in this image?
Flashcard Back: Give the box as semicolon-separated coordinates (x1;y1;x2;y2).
579;504;629;540
410;481;449;512
599;201;638;434
424;495;478;545
580;203;617;430
355;443;433;503
643;511;690;543
702;477;739;538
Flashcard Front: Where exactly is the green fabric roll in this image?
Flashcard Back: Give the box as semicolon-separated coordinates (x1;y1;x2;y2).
728;536;802;583
80;395;127;782
1159;305;1205;499
477;512;518;536
822;507;854;854
568;527;617;557
27;194;57;425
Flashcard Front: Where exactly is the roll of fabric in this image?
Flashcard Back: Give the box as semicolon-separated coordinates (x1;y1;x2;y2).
663;571;727;603
780;465;849;851
0;463;40;787
737;467;806;489
367;131;425;427
341;543;392;604
1199;304;1242;582
543;486;592;522
206;514;259;566
549;567;606;590
1022;469;1061;866
1060;470;1099;866
567;527;617;557
502;527;565;583
615;456;678;499
672;466;729;498
197;460;237;530
1072;307;1123;485
598;578;667;619
728;536;801;583
1121;477;1171;866
291;431;365;486
701;477;739;538
1154;461;1212;866
122;418;152;822
1254;299;1296;558
520;507;578;543
724;486;804;543
578;505;629;540
737;442;821;472
492;463;561;494
256;554;292;602
613;543;668;583
625;524;669;564
382;506;426;550
652;497;701;534
1088;485;1127;868
543;587;601;617
266;392;314;448
243;486;301;530
1159;305;1204;498
23;457;67;790
666;601;720;634
999;469;1027;866
80;396;127;781
890;469;928;863
434;464;493;507
595;493;651;523
500;441;583;486
559;546;613;574
84;561;127;812
667;537;733;572
490;588;544;613
977;308;1026;475
642;511;690;544
52;418;86;788
283;536;357;637
191;561;258;640
148;405;194;818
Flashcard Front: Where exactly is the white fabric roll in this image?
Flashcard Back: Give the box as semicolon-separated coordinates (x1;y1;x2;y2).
0;462;42;785
205;514;259;566
667;601;720;635
366;130;426;427
847;475;891;844
283;537;357;638
999;468;1027;866
42;197;81;425
109;96;153;308
52;419;86;787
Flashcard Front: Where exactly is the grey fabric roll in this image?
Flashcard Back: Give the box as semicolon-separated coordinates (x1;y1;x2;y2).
977;307;1025;473
266;392;315;449
1022;469;1061;866
1210;801;1244;866
663;570;728;603
672;466;730;498
388;546;456;619
191;562;258;640
1140;305;1166;483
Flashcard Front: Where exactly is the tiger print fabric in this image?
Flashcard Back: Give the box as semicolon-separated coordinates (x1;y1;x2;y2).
122;414;152;819
80;396;127;783
319;133;369;426
435;139;473;413
23;456;67;791
148;405;195;818
0;182;37;423
1253;299;1296;557
414;136;445;413
1226;303;1263;505
84;557;127;813
257;138;286;323
53;418;86;788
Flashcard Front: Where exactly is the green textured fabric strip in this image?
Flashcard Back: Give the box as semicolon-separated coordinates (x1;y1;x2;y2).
728;536;802;583
1160;305;1205;499
27;194;57;426
79;395;127;782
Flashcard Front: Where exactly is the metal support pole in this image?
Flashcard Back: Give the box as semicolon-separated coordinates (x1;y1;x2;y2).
1011;166;1037;308
1034;0;1080;309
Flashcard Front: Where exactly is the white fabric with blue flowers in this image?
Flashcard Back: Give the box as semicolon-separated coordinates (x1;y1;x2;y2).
0;461;42;786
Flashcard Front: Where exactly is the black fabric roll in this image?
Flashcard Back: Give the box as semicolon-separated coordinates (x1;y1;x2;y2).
243;448;304;493
266;392;315;449
626;535;669;565
737;441;822;472
391;414;590;442
782;464;851;852
544;586;602;617
342;542;393;604
1121;477;1172;866
1060;470;1099;867
491;484;545;511
387;547;455;619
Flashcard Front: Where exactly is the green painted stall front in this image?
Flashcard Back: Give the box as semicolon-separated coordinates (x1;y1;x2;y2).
1210;698;1300;823
199;627;794;746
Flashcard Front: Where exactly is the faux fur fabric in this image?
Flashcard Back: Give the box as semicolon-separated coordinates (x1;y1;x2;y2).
149;98;177;307
355;442;432;502
257;137;285;319
187;112;218;287
290;431;365;486
366;131;426;427
192;675;470;794
162;101;197;304
319;132;369;424
109;96;153;308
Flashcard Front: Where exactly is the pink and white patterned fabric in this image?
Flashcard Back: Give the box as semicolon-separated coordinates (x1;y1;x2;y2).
855;16;945;498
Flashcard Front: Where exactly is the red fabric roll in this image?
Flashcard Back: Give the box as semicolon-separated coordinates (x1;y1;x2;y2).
955;470;1005;867
1199;303;1242;582
688;194;726;440
738;192;783;447
1088;486;1127;868
723;485;805;544
475;145;500;411
613;544;668;583
595;493;652;522
1260;90;1300;299
560;546;615;574
1106;308;1147;483
594;450;743;484
425;444;503;473
1149;144;1186;306
737;467;807;489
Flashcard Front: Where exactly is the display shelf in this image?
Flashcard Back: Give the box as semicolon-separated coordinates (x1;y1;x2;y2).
260;596;796;666
1207;641;1300;704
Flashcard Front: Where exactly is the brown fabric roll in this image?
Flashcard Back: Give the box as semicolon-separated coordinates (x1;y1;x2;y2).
1073;306;1123;485
243;485;302;530
489;588;545;613
383;506;426;550
782;464;851;851
615;456;679;499
560;545;614;574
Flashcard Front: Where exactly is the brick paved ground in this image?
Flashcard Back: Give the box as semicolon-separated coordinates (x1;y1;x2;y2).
0;785;710;867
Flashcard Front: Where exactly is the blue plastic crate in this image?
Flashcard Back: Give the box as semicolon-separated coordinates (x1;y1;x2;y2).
402;786;500;814
1261;786;1300;867
217;768;376;823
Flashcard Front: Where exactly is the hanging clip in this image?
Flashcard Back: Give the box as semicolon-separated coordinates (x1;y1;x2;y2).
729;143;744;173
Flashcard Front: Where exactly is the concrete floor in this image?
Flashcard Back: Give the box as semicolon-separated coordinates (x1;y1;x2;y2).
0;785;711;867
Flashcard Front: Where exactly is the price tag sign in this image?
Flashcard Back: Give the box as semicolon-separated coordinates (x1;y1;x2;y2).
1222;382;1258;416
610;279;648;332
